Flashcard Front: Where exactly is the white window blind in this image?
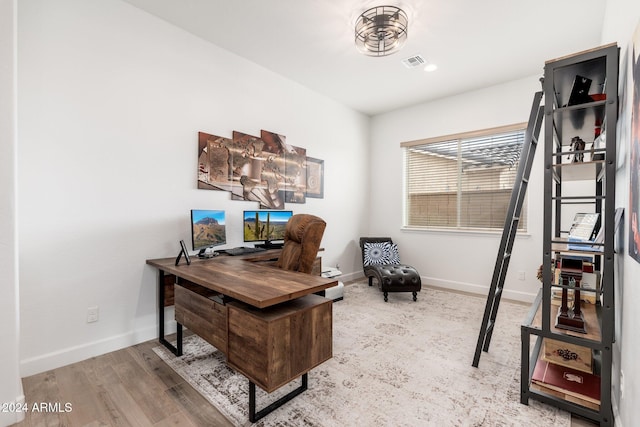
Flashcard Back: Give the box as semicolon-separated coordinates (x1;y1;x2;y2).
403;125;527;231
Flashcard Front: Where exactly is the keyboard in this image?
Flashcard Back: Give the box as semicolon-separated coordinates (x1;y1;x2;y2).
224;247;267;256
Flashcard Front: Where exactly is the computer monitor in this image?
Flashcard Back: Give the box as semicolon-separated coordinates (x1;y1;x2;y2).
191;209;226;257
243;210;293;248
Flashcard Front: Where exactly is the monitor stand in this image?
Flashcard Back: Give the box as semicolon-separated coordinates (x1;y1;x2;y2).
256;241;284;250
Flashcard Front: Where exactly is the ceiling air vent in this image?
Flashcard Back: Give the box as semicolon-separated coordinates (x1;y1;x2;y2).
401;54;426;69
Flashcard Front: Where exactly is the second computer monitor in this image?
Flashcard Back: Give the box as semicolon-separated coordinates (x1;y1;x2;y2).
243;210;292;248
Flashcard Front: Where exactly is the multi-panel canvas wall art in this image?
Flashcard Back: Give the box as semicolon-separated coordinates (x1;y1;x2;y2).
197;130;324;209
305;157;324;199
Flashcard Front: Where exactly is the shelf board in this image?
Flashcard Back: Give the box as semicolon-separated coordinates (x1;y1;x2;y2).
530;383;600;411
552;161;604;181
545;42;617;65
551;238;604;255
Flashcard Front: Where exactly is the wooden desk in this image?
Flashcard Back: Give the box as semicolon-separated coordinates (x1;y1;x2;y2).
146;251;337;422
147;250;331;308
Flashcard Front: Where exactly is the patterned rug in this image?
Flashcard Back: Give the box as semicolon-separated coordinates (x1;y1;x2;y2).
154;282;570;426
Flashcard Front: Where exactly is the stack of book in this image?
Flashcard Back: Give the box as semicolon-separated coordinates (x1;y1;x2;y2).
532;358;601;409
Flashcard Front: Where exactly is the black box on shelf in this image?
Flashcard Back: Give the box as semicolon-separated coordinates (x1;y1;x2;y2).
567;75;593;106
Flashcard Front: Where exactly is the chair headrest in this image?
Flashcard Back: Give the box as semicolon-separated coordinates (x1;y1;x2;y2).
285;214;326;243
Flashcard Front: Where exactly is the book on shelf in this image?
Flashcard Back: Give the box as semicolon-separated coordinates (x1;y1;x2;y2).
532;358;601;405
567;213;600;250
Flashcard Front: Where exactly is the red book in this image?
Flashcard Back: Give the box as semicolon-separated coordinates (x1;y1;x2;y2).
532;359;601;404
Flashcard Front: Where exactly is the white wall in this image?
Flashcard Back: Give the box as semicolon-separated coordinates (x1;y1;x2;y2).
600;1;640;425
17;0;370;376
0;0;25;425
370;76;545;301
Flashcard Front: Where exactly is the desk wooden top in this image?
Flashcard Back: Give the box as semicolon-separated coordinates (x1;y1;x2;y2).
146;251;338;309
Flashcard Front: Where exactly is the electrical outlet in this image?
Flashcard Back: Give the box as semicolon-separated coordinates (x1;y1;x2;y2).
620;370;625;399
87;306;99;323
518;271;526;281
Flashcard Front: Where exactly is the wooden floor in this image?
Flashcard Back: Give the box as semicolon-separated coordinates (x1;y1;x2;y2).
14;334;599;427
14;335;233;427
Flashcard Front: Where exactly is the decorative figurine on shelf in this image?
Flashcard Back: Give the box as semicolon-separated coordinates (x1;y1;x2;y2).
556;257;587;333
568;136;586;163
537;260;555;283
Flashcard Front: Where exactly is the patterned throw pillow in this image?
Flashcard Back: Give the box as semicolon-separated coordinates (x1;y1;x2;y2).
363;241;401;266
387;243;400;264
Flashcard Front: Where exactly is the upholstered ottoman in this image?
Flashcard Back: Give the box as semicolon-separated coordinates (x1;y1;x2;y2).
366;264;421;302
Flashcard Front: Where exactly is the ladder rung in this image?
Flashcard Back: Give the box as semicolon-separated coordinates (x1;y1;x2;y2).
503;252;511;259
494;288;503;298
486;321;495;333
522;177;529;183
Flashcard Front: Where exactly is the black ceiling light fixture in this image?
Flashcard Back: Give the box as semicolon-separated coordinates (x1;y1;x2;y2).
355;5;408;57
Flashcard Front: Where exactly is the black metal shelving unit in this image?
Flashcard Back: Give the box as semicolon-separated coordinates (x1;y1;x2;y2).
521;43;619;426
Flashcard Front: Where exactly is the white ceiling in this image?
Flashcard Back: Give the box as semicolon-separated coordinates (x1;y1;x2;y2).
122;0;606;116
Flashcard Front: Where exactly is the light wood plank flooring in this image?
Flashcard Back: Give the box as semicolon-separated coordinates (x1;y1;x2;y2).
13;335;233;427
13;334;598;427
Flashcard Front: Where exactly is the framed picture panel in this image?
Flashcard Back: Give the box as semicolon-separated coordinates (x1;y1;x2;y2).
305;157;324;199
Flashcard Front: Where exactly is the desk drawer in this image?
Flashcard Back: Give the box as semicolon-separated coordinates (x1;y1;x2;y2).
227;294;332;392
175;282;227;354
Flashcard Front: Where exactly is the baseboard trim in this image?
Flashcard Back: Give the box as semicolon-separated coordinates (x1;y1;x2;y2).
334;271;360;283
20;320;178;377
347;274;537;303
421;276;538;303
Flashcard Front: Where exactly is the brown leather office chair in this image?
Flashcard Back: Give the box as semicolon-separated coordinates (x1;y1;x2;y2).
276;214;326;274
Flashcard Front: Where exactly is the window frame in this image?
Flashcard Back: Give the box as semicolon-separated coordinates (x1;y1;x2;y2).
401;123;528;232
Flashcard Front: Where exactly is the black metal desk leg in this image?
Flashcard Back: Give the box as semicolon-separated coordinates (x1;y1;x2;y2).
176;322;183;356
249;374;308;423
157;270;182;356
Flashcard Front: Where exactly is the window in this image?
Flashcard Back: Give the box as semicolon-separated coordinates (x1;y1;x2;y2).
402;124;527;231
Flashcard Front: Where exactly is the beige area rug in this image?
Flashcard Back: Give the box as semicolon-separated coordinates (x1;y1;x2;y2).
154;282;570;426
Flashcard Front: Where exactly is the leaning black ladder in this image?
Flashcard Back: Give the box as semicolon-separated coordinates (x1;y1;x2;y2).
472;91;544;367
